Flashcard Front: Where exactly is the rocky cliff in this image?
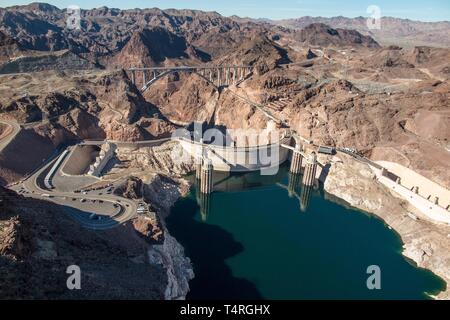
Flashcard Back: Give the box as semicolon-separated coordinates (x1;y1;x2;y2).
117;173;194;299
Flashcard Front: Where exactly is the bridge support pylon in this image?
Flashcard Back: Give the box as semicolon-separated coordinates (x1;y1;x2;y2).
290;145;303;174
302;152;317;187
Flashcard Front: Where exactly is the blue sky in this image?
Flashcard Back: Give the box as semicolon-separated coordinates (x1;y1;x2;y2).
1;0;449;21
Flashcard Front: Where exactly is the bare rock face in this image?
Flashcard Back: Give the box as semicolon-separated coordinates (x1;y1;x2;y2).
133;216;164;244
0;128;54;185
114;176;143;199
143;173;191;213
148;232;194;300
2;3;449;300
116;141;195;178
144;73;218;125
137;118;176;139
3;6;388;75
404;110;450;143
56;108;106;140
368;47;415;69
215;90;268;130
324;155;390;213
362;46;450;80
103;122;145;141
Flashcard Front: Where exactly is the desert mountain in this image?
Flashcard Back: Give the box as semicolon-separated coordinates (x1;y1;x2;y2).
273;16;450;48
293;23;379;48
217;35;292;69
112;27;208;68
0;3;380;68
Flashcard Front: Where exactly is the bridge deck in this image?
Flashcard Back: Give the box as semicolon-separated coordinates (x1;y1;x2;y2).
127;65;252;71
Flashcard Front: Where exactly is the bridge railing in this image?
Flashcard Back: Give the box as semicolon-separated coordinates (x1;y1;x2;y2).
126;65;253;71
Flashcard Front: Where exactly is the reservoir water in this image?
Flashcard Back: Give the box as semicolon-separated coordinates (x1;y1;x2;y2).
167;165;445;299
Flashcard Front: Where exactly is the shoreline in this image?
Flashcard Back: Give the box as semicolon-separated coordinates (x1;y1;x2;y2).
323;154;450;299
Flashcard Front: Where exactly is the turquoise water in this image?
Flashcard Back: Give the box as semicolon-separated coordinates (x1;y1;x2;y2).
167;166;445;299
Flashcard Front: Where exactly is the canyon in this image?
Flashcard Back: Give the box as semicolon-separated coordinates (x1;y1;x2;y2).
0;3;449;299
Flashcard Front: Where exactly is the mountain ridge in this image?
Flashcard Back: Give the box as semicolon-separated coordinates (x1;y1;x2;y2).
271;16;450;48
0;2;385;70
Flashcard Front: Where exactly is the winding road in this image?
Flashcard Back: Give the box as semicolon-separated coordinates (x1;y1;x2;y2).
0;119;20;153
13;149;137;230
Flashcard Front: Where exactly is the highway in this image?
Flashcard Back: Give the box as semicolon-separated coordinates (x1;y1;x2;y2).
14;149;137;230
0;119;20;152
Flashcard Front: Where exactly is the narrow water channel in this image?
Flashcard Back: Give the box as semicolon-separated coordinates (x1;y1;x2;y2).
167;165;445;299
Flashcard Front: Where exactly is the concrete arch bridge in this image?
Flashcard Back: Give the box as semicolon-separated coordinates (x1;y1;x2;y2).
126;65;253;93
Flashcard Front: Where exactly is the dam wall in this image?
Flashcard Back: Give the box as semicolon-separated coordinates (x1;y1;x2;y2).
178;136;292;172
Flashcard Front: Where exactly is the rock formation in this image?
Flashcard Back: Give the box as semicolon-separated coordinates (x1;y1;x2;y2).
0;3;449;300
